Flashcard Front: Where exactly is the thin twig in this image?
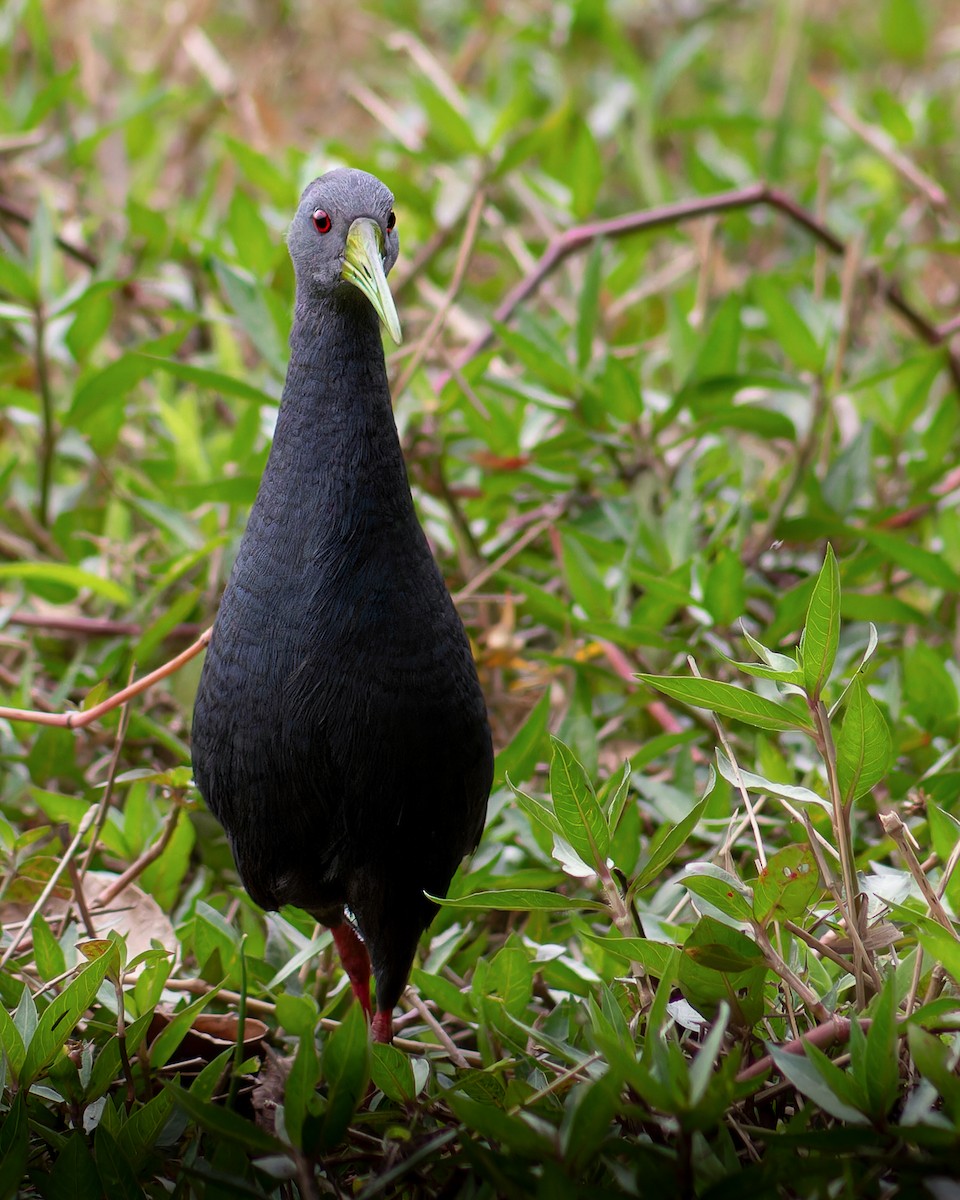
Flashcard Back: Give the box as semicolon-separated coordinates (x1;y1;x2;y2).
393;186;486;397
0;193;98;267
819;89;949;210
436;182;960;395
3;611;204;640
0;628;211;728
402;990;470;1068
93;800;184;907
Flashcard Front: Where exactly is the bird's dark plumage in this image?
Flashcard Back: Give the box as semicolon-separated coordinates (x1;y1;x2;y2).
191;168;493;1042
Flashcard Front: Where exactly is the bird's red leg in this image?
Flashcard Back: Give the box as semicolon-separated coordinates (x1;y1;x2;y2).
371;1008;393;1043
330;923;373;1021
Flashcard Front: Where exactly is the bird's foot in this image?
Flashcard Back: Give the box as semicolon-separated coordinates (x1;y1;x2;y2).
330;922;373;1020
371;1009;393;1043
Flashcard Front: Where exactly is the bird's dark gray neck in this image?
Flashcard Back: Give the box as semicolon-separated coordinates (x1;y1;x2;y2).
246;287;414;548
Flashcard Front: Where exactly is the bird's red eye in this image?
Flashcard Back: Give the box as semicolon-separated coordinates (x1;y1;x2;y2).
386;210;396;231
312;209;332;234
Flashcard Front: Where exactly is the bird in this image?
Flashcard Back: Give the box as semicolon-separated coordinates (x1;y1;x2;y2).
191;167;493;1044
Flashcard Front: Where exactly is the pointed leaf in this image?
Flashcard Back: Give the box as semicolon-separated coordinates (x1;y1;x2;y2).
836;677;892;806
638;675;814;732
801;545;840;700
549;736;609;866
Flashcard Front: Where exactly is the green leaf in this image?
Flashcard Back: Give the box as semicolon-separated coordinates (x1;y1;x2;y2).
801;544;840;700
860;528;960;590
0;562;131;607
117;1089;175;1169
561;531;612;620
318;1003;370;1152
31;913;66;981
38;1130;102;1200
861;980;900;1120
149;981;224;1068
679;917;767;1027
715;751;830;812
835;677;892;806
429;889;607;912
284;1027;320;1149
679;864;754;924
371;1041;417;1104
576;240;603;372
768;1043;869;1124
446;1093;555;1158
20;945;119;1088
630;794;709;894
140;354;277;405
549;735;609;867
495;688;550;786
752;845;820;924
0;254;38;303
638;674;814;732
0;1003;26;1080
754;276;824;372
580;933;679;979
684;294;741;387
168;1083;287;1155
0;1094;30;1200
562;1069;622;1172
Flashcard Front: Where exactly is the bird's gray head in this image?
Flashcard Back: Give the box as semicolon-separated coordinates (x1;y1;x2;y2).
287;167;402;343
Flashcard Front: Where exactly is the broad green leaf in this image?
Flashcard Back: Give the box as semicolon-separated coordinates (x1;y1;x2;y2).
319;1003;370;1152
581;933;679;979
549;736;609;866
576;240;603;372
679;864;754;924
683;294;741;386
754;276;824;372
0;1094;29;1200
429;889;607;912
915;924;960;987
801;545;840;700
0;563;130;607
168;1083;287;1154
861;980;900;1120
31;914;66;981
371;1042;417;1104
0;1004;25;1080
768;1044;869;1124
752;845;820;924
562;1069;623;1173
638;674;814;732
20;945;119;1088
679;917;767;1027
284;1028;320;1149
117;1090;175;1169
836;677;892;807
561;531;612;620
715;751;830;812
0;254;38;302
446;1093;554;1159
140;354;277;404
742;628;803;676
511;783;564;838
860;528;960;590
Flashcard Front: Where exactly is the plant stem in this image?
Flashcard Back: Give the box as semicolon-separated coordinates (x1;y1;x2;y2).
34;304;56;528
811;698;876;1004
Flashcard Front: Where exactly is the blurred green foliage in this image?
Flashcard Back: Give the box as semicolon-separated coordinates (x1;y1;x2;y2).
2;0;960;1195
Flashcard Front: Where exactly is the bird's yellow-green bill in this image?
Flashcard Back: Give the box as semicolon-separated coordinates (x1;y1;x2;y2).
342;217;402;344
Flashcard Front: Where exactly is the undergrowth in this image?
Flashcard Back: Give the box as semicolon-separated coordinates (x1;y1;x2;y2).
1;0;960;1196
